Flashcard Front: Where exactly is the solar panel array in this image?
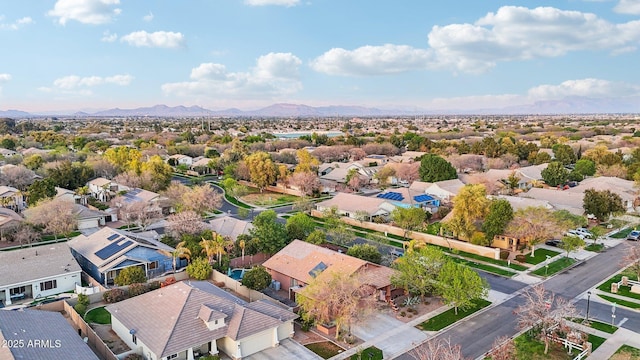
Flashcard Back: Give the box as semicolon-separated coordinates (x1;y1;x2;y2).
377;192;405;201
414;194;434;202
107;233;119;241
121;188;143;203
95;240;132;260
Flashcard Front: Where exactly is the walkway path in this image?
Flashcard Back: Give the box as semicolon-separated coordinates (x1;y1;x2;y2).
588;328;640;359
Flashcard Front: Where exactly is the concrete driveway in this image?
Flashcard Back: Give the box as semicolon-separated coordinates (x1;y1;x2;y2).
243;338;321;360
351;312;427;358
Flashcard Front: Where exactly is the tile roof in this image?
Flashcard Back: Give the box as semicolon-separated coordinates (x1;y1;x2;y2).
0;245;81;288
315;192;392;215
88;177;112;187
0;310;99;360
106;281;296;357
208;216;253;240
262;240;393;289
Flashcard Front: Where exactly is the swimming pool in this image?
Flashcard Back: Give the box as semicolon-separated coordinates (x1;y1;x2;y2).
229;269;246;280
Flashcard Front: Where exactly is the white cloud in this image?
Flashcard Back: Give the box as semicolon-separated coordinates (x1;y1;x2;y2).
120;30;185;48
310;44;434;76
51;74;133;89
143;12;154;22
101;30;117;42
614;0;640;14
428;6;640;72
244;0;300;6
1;16;34;30
527;78;640;100
48;0;121;25
0;74;11;83
161;52;302;99
312;6;640;76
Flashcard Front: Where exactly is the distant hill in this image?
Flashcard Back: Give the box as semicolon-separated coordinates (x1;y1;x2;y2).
3;97;640;118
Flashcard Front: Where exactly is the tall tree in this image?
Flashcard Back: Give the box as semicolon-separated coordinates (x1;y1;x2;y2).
391;207;426;239
515;285;577;355
285;212;316;241
24;199;76;239
560;235;585;258
487;336;516;360
551;144;576;165
541;161;569;187
295;149;320;173
241;266;272;291
290;171;320;197
506;207;567;257
437;261;488;315
391;245;448;300
446;184;490;240
574;159;596;177
583;188;625;222
26;178;56;206
410;338;467;360
201;232;231;264
621;242;640;281
346;244;382;264
245;151;277;192
181;184;222;215
250;210;288;254
481;199;514;243
114;266;146;286
419;154;457;182
297;270;376;340
375;165;396;186
0;165;35;190
165;210;205;238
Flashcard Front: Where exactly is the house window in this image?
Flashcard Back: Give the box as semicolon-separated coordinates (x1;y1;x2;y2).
40;280;57;291
10;286;26;295
167;354;177;359
291;279;298;287
132;334;137;345
148;261;158;270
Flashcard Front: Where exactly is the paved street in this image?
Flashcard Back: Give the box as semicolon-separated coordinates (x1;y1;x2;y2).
394;241;633;360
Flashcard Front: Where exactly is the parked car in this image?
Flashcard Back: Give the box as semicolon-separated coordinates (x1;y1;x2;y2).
545;239;563;247
627;230;640;241
574;228;593;238
390;248;404;257
566;230;586;240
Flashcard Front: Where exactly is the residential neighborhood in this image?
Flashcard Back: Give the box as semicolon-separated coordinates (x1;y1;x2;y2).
2;113;640;360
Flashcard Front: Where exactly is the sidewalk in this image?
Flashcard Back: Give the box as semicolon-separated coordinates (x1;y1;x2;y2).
588;328;640;359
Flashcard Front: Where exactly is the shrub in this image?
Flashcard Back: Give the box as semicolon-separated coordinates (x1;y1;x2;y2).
114;267;146;286
77;293;90;307
103;288;127;303
147;281;161;291
74;303;87;316
500;250;509;260
407;313;413;318
200;356;220;360
186;257;213;280
128;283;147;297
400;311;406;317
515;254;526;262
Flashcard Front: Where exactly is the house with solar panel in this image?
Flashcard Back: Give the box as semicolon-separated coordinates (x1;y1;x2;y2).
315;192;397;222
114;187;171;215
375;188;441;212
68;227;177;286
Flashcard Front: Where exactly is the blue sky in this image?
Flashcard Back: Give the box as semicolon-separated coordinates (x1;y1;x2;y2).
1;0;639;112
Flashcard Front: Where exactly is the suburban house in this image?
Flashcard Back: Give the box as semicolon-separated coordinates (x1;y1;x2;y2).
114;188;170;215
167;154;193;166
72;204;111;230
319;161;381;185
190;157;214;174
375;188;440;212
565;176;639;211
208;216;253;241
55;187;84;204
0;245;81;307
0;185;25;212
389;151;426;163
0;310;100;360
315;192;396;221
362;154;389;166
423;179;466;202
87;177;129;202
106;281;298;360
518;187;585;216
0;208;23;240
0;148;17;157
68;228;176;286
262;240;399;302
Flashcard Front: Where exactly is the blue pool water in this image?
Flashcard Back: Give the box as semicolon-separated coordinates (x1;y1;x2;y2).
229;269;245;280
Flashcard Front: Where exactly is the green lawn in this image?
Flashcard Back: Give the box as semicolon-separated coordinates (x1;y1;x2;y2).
84;306;111;324
418;299;491;331
41;231;82;241
524;248;561;265
597;271;640;300
569;318;618;334
610;227;636;239
305;341;344;359
240;192;300;207
514;331;582;360
449;257;517;277
585;243;605;252
612;345;640;359
351;346;383;360
589;333;607;351
597;294;640;309
531;257;575;277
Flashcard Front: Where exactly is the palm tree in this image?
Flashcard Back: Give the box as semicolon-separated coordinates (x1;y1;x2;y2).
163;241;191;271
75;186;89;205
200;238;217;264
201;232;232;264
239;239;246;263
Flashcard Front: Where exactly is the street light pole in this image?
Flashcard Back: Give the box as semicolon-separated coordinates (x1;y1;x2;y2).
585;291;591;322
612;302;617;325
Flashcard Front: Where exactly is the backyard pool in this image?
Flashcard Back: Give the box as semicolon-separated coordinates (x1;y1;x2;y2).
229;269;246;280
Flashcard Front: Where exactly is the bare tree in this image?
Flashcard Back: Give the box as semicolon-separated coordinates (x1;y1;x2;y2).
514;284;577;355
113;197;163;230
290;171;320;197
487;335;516;360
24;199;77;239
622;241;640;281
181;184;222;215
0;165;35;190
396;162;421;183
410;338;466;360
166;210;205;238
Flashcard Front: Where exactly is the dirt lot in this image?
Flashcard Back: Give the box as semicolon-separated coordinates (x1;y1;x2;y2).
91;324;130;354
390;295;444;323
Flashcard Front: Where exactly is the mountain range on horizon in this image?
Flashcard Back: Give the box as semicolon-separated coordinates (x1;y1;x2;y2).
2;96;640;118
